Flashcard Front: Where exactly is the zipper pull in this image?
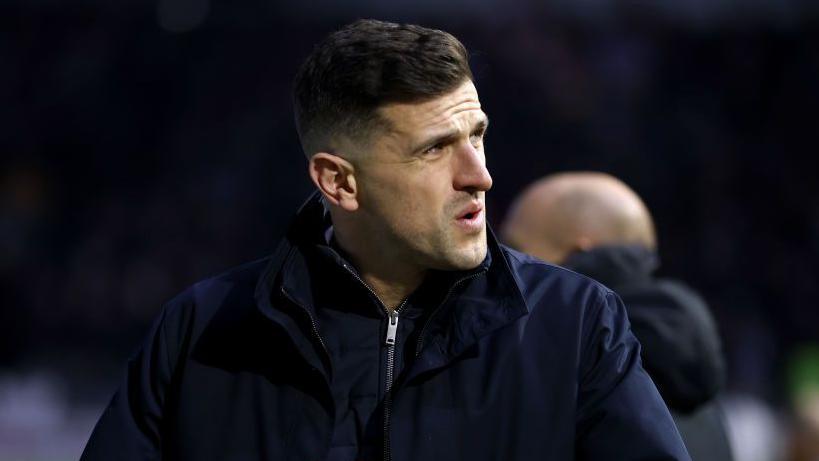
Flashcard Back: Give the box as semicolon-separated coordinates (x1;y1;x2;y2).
385;311;399;345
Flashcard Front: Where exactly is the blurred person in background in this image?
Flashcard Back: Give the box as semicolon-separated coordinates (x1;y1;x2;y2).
80;20;689;461
502;171;732;461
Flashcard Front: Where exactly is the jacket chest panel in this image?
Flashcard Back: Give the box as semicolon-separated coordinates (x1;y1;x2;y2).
389;332;579;461
168;361;332;461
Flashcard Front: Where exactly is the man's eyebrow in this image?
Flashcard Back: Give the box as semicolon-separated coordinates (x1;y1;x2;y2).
475;114;490;132
414;130;459;152
413;114;490;152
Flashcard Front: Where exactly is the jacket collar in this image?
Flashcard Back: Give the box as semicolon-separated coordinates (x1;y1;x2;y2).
404;226;529;383
254;191;530;377
253;192;330;375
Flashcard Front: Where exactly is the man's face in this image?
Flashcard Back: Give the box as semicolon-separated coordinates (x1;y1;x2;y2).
353;79;493;271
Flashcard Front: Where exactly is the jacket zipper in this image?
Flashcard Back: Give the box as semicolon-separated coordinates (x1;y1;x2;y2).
338;263;408;461
382;300;409;461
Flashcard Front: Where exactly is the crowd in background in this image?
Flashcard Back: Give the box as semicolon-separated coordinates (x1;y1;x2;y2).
2;1;819;459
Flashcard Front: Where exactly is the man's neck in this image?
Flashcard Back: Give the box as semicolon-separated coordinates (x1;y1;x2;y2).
360;270;425;312
331;226;425;311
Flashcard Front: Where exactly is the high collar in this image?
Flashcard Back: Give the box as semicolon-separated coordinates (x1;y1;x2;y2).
404;227;529;383
253;191;528;374
561;244;659;289
270;191;498;314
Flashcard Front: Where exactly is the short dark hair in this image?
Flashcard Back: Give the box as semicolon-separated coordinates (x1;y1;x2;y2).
293;19;473;156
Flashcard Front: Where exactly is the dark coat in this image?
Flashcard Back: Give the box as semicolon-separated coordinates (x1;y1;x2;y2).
82;194;689;461
563;245;733;461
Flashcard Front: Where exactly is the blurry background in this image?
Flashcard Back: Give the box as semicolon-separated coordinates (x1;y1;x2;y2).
2;0;819;459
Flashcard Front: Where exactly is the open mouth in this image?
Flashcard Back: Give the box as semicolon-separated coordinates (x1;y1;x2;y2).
455;202;484;232
457;201;483;220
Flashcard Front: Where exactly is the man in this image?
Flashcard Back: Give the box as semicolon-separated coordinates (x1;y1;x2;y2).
82;20;688;460
502;171;732;460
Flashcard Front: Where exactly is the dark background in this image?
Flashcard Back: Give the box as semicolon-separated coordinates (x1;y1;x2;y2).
2;0;818;458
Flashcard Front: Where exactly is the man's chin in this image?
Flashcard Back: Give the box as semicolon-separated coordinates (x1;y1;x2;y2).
443;242;488;271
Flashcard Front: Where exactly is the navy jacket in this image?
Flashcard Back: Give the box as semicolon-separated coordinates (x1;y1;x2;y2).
82;194;689;460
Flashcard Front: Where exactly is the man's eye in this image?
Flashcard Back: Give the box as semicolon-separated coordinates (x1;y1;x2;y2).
424;142;445;154
470;131;486;146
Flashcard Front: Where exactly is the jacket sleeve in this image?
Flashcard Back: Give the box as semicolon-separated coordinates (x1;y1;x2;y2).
80;303;178;461
575;289;691;460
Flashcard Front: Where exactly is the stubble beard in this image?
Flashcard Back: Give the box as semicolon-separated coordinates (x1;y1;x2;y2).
426;220;488;271
382;196;489;272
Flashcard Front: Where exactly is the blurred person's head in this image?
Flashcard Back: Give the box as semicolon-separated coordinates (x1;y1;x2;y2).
293;19;492;275
500;172;655;264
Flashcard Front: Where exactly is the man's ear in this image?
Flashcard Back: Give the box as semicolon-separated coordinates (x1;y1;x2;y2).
309;153;359;211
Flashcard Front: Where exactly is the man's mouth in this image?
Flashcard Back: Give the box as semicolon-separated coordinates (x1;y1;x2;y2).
457;201;483;219
455;202;485;233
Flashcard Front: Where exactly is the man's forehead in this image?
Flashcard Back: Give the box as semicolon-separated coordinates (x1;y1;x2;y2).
379;80;485;134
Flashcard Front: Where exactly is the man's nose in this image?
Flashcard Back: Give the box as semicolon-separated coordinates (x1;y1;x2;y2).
452;142;493;193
